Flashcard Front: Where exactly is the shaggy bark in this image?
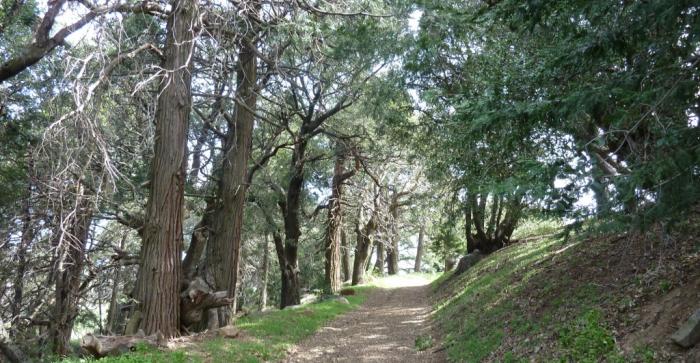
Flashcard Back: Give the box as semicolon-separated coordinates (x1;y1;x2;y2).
341;229;351;282
351;208;378;285
50;192;93;355
180;278;234;329
385;191;410;275
205;33;258;325
106;234;127;335
277;137;307;307
273;84;352;307
132;0;198;338
10;175;33;326
324;143;356;293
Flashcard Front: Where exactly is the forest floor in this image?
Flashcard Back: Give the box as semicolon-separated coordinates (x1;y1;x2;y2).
285;275;445;363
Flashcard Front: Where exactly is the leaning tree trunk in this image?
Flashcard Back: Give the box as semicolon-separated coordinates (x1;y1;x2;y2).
50;191;93;356
374;242;385;275
341;229;351;282
352;192;380;285
205;33;257;326
274;138;308;308
386;202;400;275
10;172;33;327
132;0;197;338
324;143;355;293
414;224;425;273
182;199;215;280
259;234;269;309
386;240;399;275
351;219;375;285
106;233;127;335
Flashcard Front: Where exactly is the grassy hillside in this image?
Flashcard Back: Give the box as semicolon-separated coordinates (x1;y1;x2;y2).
433;223;700;362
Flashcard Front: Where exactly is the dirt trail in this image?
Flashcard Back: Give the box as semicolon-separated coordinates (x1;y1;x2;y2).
285;277;446;363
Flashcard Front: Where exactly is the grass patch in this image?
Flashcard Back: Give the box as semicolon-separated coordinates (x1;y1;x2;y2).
414;334;434;351
434;237;563;362
558;310;622;363
432;234;624;362
511;218;563;240
60;288;371;363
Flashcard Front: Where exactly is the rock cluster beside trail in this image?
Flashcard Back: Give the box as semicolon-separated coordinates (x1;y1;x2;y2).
671;308;700;348
455;250;483;275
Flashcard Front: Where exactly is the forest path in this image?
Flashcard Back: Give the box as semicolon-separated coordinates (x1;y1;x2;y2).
284;275;446;362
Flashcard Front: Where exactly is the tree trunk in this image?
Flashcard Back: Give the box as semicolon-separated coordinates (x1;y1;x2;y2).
280;261;301;308
324;143;354;293
414;224;425;273
273;232;300;309
486;195;500;237
386;242;398;274
0;321;27;363
50;190;93;356
374;242;385;275
11;175;33;326
464;200;475;252
106;234;127;335
182;199;215;280
386;202;400;275
366;245;375;272
274;131;310;308
351;211;376;285
205;34;257;325
352;235;372;285
259;234;269;310
341;229;351;282
133;0;197;338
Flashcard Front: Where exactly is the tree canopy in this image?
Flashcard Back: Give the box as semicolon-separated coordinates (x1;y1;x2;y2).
0;0;698;360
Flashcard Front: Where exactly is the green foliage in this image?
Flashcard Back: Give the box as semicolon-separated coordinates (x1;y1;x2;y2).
511;218;563;240
414;334;433;351
558;310;621;363
407;0;700;229
429;220;464;265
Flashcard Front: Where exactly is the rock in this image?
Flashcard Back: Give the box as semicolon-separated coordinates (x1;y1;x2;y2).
321;295;350;304
444;256;457;271
671;309;700;348
300;293;318;304
340;288;356;296
334;297;350;305
81;332;165;358
217;325;240;339
454;250;483;275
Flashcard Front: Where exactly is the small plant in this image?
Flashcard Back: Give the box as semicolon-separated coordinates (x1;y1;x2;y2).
632;345;656;363
659;280;672;294
415;334;434;351
558;310;621;362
